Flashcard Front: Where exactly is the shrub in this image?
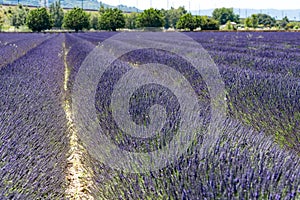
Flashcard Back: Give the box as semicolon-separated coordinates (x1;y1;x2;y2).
26;8;52;32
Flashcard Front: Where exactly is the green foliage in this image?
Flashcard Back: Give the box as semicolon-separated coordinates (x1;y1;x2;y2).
26;8;52;32
63;7;89;32
49;1;64;28
99;5;105;15
224;20;236;30
194;15;205;28
244;14;258;28
136;8;164;28
286;22;300;30
176;13;197;31
212;7;239;25
0;11;4;30
90;13;99;30
251;14;258;28
11;4;29;29
7;7;13;15
286;23;294;30
125;12;138;29
98;8;125;31
200;17;219;30
244;17;252;28
257;13;276;27
161;9;169;29
280;16;289;29
162;6;187;29
176;14;219;31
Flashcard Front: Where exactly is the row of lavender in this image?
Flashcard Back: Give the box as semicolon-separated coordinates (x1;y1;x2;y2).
187;32;300;151
64;32;300;199
0;33;53;68
0;32;298;198
95;120;299;199
0;34;69;199
71;31;300;151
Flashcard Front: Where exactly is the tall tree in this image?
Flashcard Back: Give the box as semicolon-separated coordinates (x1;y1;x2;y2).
125;12;138;29
257;13;276;27
63;7;89;32
251;14;258;28
202;18;219;30
0;11;4;31
161;9;170;28
244;14;258;28
90;13;99;30
49;1;64;28
198;16;219;30
26;8;52;32
176;13;197;31
11;4;29;29
244;17;252;28
98;8;125;31
281;16;289;29
194;15;207;29
212;7;239;25
162;6;187;29
137;8;164;28
99;5;106;15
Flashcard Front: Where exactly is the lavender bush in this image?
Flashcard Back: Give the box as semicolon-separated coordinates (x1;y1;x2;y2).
0;34;69;199
0;32;299;199
67;32;299;199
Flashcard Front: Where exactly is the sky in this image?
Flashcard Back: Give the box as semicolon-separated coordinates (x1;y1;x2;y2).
98;0;300;10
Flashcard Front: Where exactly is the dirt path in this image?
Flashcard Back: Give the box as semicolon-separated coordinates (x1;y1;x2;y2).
62;40;95;200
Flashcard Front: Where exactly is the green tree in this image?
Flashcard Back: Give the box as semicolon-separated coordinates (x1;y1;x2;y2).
125;12;138;29
244;17;252;28
26;8;52;32
0;11;4;31
194;15;205;28
98;8;125;31
49;1;64;28
251;14;258;28
162;6;187;29
212;7;239;25
176;14;219;31
161;9;170;28
63;7;89;32
11;4;28;29
201;17;219;30
176;13;197;31
224;20;236;30
99;5;106;15
286;22;294;30
257;13;276;27
137;8;164;28
280;16;289;29
244;14;258;28
90;13;99;30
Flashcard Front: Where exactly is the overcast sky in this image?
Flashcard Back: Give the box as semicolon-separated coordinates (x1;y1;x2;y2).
98;0;300;10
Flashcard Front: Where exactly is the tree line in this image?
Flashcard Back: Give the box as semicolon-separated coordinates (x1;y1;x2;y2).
0;4;298;32
0;4;219;32
244;14;298;30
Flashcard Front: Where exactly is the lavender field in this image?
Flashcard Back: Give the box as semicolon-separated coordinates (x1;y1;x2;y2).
0;32;299;199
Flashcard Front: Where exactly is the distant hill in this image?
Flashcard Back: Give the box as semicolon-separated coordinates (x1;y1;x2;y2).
192;8;300;21
1;0;141;12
